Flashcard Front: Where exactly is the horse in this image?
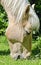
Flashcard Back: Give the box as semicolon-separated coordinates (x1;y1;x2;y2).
0;0;40;59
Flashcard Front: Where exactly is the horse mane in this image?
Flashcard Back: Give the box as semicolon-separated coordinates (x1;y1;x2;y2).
1;0;30;22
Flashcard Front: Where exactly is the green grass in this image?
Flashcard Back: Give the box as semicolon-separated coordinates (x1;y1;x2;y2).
0;35;41;65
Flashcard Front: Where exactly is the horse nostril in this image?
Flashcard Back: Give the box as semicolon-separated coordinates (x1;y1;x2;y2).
17;55;20;59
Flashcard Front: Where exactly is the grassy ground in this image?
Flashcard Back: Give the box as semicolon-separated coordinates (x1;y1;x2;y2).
0;35;41;65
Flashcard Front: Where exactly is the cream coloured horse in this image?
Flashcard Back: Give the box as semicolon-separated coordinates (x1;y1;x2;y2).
0;0;40;59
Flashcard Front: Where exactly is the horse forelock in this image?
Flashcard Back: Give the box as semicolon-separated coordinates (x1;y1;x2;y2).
1;0;30;23
1;0;40;31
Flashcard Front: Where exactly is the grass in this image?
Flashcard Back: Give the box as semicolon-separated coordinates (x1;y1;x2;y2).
0;35;41;65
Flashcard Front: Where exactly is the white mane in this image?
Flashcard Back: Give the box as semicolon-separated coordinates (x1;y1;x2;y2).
0;0;40;31
28;7;40;31
1;0;30;22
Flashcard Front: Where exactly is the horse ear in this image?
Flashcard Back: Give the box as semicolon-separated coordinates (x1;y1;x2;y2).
32;4;35;9
25;4;30;14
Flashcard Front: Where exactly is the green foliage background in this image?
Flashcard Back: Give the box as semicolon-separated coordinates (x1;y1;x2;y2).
0;5;8;35
0;0;41;35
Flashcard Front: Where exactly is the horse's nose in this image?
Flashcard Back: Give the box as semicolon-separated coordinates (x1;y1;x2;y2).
17;55;20;59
